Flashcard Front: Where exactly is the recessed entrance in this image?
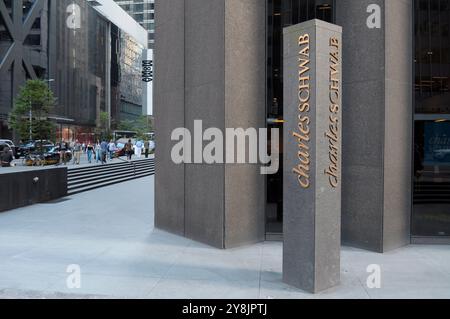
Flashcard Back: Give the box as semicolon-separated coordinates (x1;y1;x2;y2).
265;0;335;239
412;0;450;242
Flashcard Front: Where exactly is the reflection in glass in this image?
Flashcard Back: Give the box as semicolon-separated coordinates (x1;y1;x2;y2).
413;0;450;237
413;121;450;236
266;0;334;237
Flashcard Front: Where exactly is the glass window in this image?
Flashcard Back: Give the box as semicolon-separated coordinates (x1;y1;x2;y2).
413;0;450;237
265;0;335;237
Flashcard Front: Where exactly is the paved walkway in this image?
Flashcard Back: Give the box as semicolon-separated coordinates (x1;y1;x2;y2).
0;176;450;299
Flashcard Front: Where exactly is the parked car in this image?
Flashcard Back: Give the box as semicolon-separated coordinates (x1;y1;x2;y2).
0;142;13;153
114;142;134;158
16;140;54;159
0;139;16;157
24;146;72;166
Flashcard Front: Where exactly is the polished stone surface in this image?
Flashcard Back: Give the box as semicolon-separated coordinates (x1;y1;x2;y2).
154;0;267;248
283;20;342;293
0;176;449;299
336;0;413;252
0;167;67;213
154;0;186;236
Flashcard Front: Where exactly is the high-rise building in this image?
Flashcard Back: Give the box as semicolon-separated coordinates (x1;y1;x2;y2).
155;0;450;251
0;0;148;141
114;0;155;49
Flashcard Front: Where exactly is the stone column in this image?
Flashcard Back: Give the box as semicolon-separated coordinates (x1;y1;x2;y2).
336;0;413;252
283;20;342;293
154;0;266;248
154;0;186;236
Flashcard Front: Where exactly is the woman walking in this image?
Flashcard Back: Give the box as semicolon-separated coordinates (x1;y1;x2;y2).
87;141;94;163
95;140;101;164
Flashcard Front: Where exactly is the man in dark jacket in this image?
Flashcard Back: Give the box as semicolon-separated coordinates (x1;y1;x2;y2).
1;146;13;167
100;140;108;164
59;139;69;165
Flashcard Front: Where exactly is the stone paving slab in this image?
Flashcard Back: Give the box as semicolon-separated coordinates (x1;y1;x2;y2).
0;176;449;299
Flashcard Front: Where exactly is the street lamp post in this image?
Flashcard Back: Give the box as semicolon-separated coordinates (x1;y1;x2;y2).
29;98;32;141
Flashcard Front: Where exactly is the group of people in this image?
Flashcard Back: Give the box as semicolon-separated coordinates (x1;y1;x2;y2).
57;138;154;166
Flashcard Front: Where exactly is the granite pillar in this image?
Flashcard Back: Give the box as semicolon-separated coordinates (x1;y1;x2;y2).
336;0;413;252
154;0;266;248
283;20;342;293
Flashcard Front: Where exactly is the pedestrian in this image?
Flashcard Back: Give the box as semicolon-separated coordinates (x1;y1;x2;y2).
59;138;68;165
135;140;143;159
150;140;155;153
144;140;150;158
95;140;101;163
0;146;13;167
87;141;94;163
108;140;116;160
73;139;82;165
82;142;86;153
100;140;108;164
125;139;133;161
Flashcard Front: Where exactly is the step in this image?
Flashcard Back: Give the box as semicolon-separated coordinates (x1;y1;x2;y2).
68;160;155;173
68;172;155;195
68;164;155;182
67;159;154;175
68;163;154;179
68;168;155;188
67;167;155;186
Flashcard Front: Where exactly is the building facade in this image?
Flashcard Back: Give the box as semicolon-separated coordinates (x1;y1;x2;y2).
155;0;450;251
0;0;147;142
114;0;155;49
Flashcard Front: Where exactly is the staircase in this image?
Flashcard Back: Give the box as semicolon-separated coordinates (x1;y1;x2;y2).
67;158;155;195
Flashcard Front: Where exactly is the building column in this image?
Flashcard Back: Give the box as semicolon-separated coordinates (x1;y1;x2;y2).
154;0;266;248
336;0;413;252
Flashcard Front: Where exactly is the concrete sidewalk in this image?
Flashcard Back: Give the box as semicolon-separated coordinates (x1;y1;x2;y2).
0;176;449;299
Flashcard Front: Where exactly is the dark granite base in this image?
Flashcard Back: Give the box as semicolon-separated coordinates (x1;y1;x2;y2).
0;167;67;213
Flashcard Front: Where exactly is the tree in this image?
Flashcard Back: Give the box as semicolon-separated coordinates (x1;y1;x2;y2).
8;79;56;142
117;115;153;140
98;111;112;141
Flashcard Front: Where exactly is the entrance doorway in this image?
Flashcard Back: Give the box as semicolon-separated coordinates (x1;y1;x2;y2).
265;0;335;239
412;0;450;242
413;116;450;239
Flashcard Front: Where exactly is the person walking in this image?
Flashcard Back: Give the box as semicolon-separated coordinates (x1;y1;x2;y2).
95;140;101;164
135;140;143;159
108;140;116;160
59;139;68;165
150;140;155;153
125;139;133;161
86;141;94;163
73;139;82;165
144;140;150;158
100;140;108;164
1;146;13;167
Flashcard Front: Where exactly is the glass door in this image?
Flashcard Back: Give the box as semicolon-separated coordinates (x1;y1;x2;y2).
413;0;450;239
265;0;335;239
413;117;450;237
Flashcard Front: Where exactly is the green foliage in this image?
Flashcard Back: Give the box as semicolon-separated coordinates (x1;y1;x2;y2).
8;79;56;141
97;111;112;141
117;115;153;140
